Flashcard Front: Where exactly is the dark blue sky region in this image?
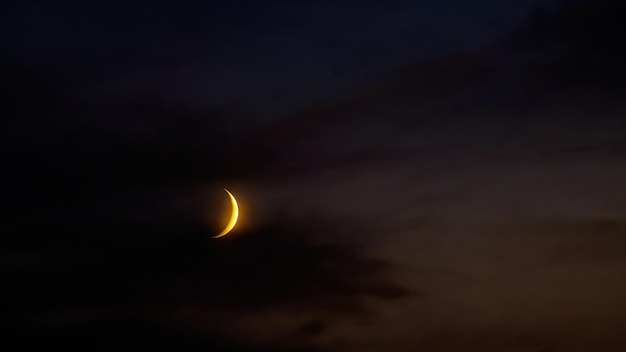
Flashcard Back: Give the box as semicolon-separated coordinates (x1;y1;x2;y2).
4;0;552;113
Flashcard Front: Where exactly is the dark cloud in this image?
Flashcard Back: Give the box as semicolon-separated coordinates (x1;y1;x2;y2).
3;220;411;311
1;60;413;350
2;317;318;352
2;220;411;350
2;79;410;346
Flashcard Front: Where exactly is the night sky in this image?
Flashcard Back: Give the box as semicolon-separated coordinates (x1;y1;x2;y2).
3;1;626;351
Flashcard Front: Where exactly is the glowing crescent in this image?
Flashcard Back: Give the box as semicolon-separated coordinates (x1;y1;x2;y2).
212;189;239;238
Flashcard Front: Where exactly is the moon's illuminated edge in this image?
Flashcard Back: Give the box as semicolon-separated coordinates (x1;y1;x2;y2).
212;189;239;238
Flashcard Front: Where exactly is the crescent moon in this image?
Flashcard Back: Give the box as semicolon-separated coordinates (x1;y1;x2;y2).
212;189;239;238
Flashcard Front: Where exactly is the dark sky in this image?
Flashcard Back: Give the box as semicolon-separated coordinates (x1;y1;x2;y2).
3;0;550;113
3;1;626;351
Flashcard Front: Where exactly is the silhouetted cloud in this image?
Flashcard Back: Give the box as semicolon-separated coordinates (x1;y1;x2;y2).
2;316;319;352
3;219;411;350
1;62;414;350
